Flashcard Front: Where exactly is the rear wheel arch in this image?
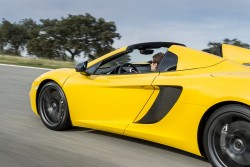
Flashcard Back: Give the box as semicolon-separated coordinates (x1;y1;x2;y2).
197;101;250;157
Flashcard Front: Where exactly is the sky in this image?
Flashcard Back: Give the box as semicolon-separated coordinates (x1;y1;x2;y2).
0;0;250;50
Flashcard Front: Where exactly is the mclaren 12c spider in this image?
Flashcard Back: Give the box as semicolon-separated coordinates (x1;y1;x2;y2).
30;42;250;167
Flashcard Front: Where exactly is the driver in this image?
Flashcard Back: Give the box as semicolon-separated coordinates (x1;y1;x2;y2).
149;52;164;71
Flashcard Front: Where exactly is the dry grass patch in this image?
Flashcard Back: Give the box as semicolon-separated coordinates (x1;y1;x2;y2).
0;55;75;69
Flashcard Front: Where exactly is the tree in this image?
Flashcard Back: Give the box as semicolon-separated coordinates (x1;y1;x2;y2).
26;19;66;59
203;38;250;55
223;38;250;48
27;13;121;61
0;19;37;55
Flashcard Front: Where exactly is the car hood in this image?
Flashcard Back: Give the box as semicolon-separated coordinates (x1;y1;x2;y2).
33;68;76;87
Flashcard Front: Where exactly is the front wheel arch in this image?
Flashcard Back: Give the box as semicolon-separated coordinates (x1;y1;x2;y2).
36;79;54;115
37;81;71;130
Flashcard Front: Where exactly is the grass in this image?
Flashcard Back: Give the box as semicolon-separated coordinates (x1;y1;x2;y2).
0;54;75;69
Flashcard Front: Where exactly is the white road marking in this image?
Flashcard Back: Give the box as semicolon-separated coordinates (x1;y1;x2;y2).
0;63;52;70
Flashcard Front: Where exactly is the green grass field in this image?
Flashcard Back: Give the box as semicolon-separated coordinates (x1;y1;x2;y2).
0;55;75;69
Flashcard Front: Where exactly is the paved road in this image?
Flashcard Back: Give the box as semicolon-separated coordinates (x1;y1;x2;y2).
0;64;211;167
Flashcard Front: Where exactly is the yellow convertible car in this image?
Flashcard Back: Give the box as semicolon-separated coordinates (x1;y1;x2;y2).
30;42;250;167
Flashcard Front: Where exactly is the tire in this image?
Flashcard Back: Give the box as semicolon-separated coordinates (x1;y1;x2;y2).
38;82;71;131
203;104;250;167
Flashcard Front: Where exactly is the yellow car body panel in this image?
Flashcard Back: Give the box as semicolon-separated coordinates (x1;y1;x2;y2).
63;72;159;134
127;61;250;156
125;104;207;155
222;44;250;64
30;42;250;161
168;45;224;70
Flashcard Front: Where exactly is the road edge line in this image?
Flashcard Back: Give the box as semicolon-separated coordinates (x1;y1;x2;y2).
0;63;52;70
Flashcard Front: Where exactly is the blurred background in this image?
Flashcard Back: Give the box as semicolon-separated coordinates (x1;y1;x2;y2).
0;0;250;68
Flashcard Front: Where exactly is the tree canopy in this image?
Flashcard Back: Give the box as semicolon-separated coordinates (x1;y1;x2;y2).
0;13;121;61
0;19;37;55
1;16;250;62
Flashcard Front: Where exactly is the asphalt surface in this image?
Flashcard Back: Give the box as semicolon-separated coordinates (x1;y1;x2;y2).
0;64;212;167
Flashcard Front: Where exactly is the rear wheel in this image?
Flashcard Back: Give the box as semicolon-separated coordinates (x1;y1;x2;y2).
204;104;250;167
38;82;71;130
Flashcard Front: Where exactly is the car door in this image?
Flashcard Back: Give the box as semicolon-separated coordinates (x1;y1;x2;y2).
64;72;158;134
63;46;168;134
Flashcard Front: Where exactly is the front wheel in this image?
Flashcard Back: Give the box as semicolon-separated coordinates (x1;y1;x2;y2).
203;104;250;167
38;82;71;131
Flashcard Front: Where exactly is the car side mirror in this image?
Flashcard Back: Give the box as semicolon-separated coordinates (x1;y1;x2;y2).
75;61;89;75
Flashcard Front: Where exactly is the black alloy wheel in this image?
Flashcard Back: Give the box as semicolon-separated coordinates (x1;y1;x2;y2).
204;104;250;167
38;82;71;130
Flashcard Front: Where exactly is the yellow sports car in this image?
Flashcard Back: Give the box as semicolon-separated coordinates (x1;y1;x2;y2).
30;42;250;167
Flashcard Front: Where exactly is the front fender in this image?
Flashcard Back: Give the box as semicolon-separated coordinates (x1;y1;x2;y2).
29;68;76;115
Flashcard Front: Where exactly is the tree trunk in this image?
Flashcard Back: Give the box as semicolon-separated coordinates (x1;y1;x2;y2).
71;54;75;61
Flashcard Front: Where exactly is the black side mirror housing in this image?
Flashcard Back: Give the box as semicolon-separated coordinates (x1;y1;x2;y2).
75;61;88;75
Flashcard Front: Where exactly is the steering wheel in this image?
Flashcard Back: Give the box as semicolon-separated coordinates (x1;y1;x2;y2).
118;63;139;74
